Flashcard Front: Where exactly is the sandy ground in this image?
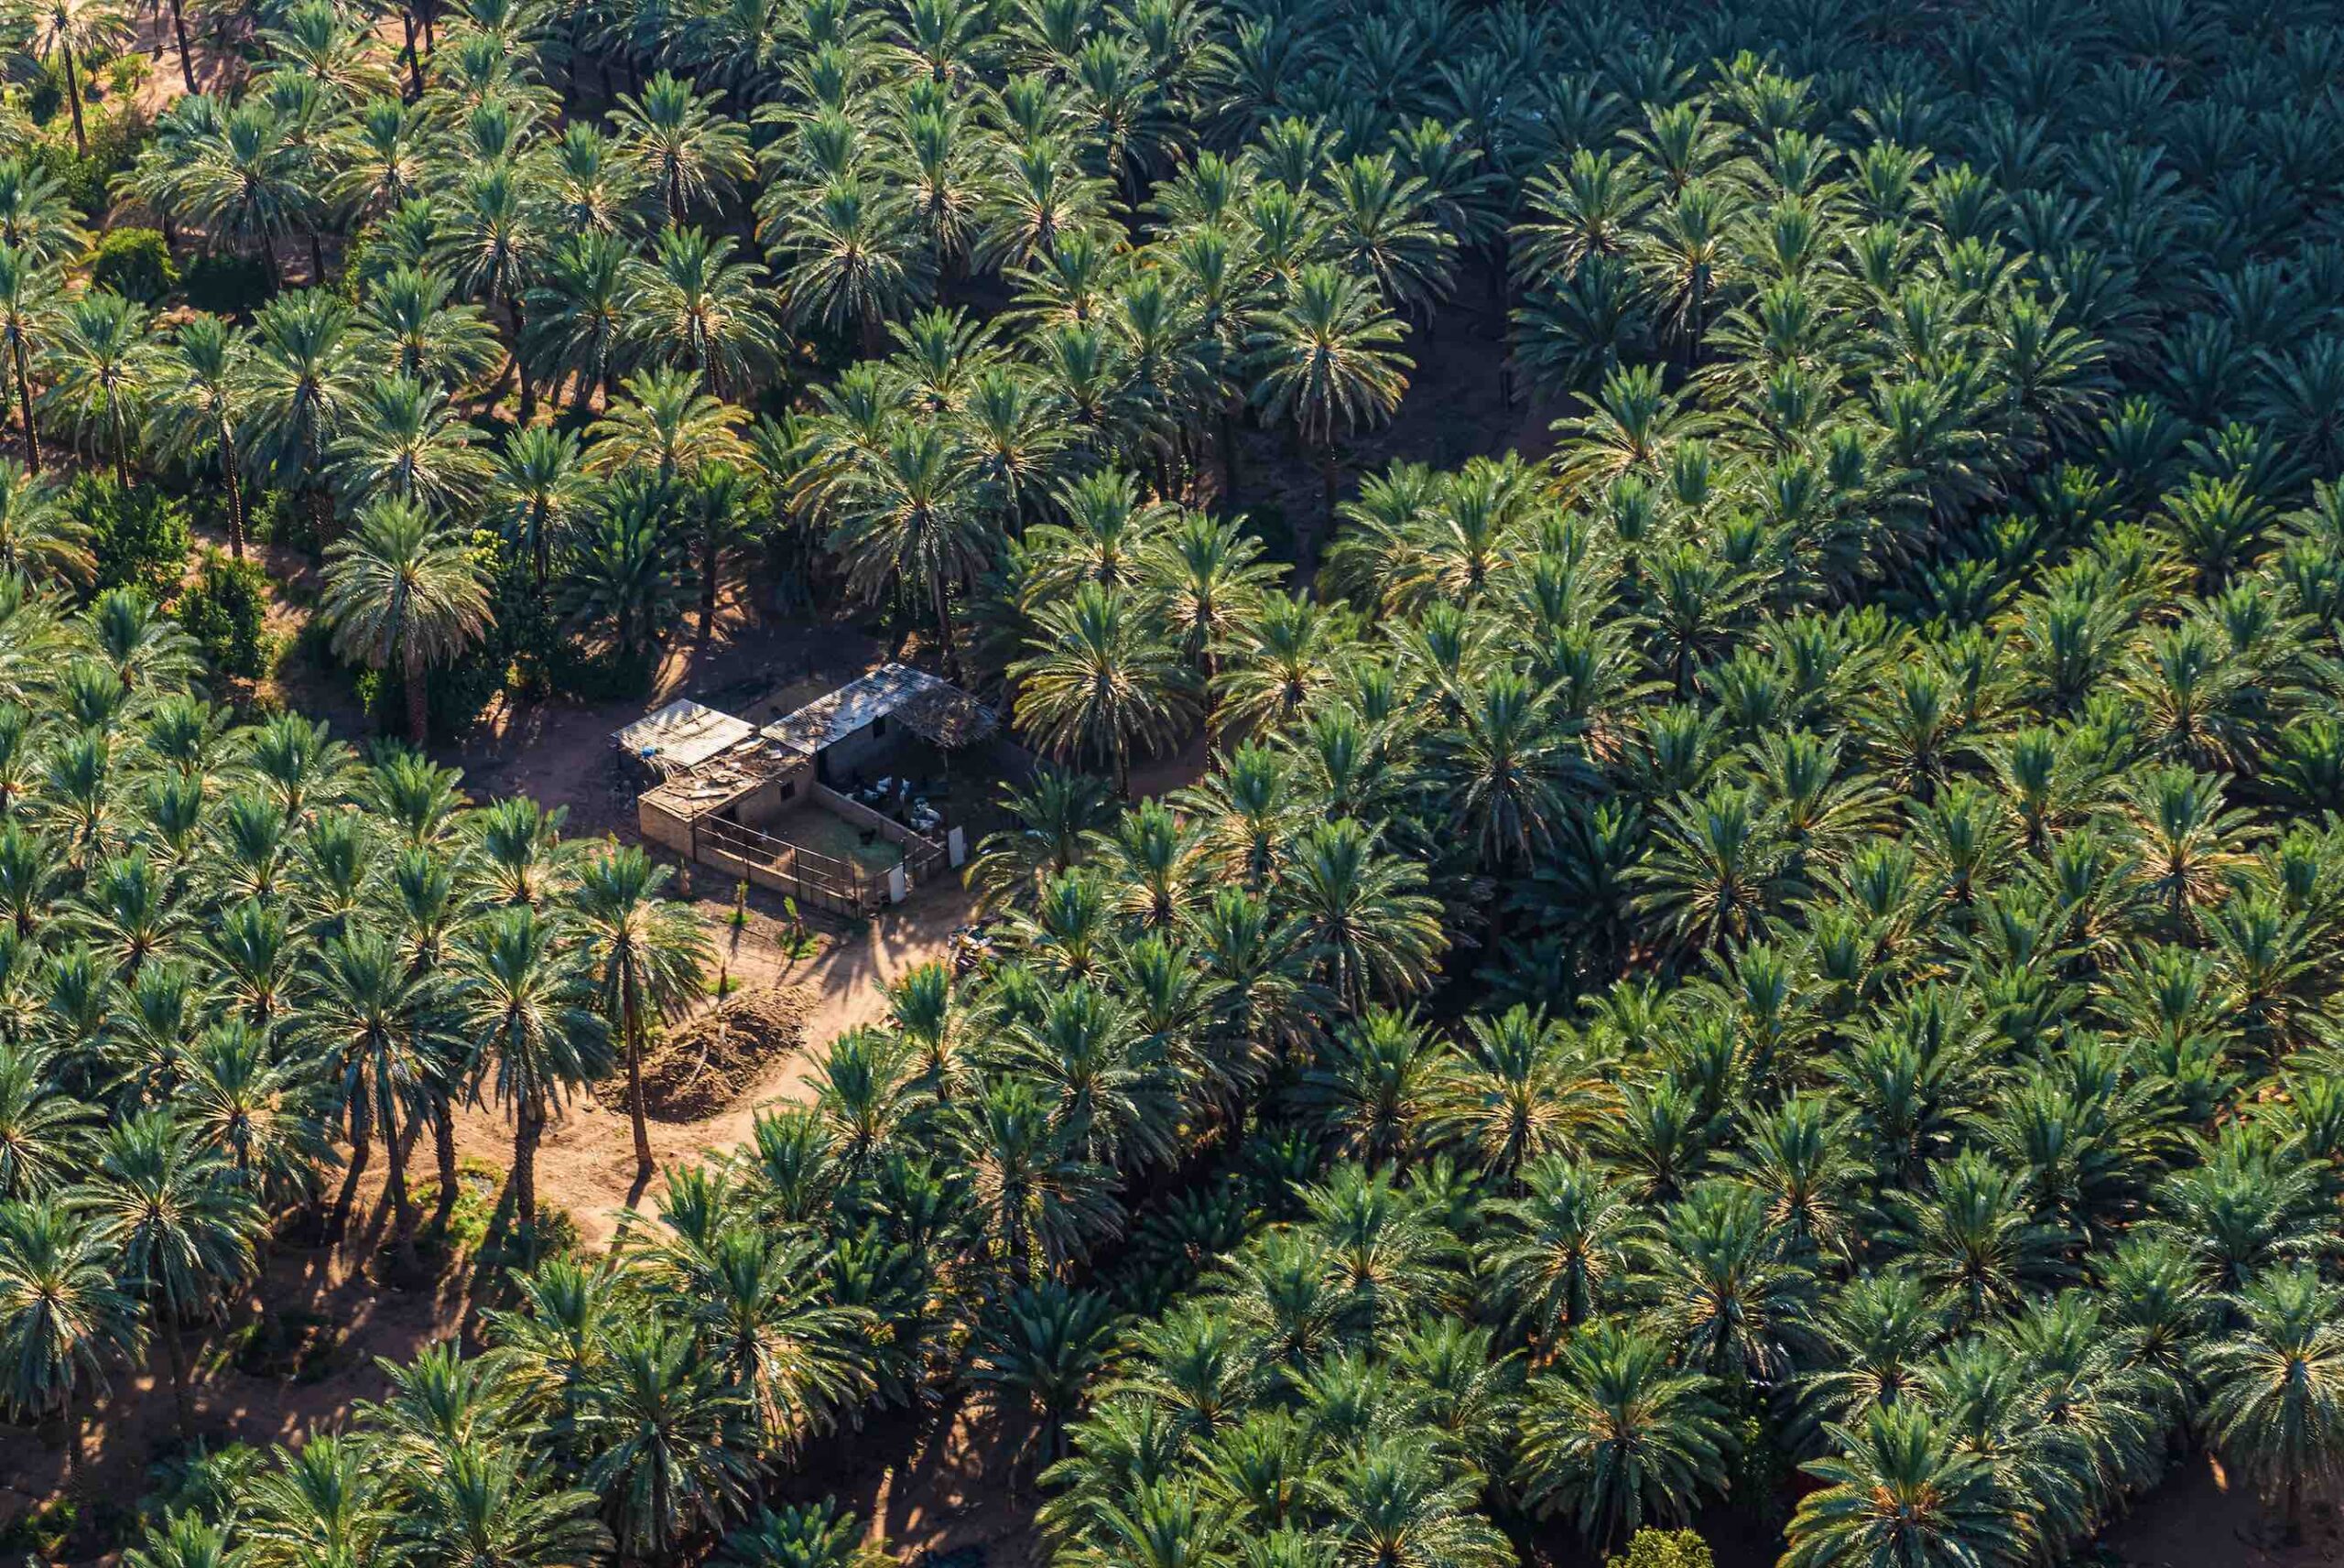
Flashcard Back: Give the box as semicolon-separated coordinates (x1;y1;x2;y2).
461;874;983;1253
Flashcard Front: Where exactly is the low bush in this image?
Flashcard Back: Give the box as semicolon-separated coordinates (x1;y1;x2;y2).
179;250;274;316
88;226;179;303
62;473;190;601
175;550;271;681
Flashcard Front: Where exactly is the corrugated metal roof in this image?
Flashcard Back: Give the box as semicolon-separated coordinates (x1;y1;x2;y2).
762;664;997;755
614;699;758;773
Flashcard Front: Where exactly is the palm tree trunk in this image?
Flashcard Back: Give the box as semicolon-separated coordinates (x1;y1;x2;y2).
405;663;430;744
930;571;957;682
698;512;719;639
61;45;87;157
385;1112;423;1275
60;1379;86;1492
509;297;536;424
220;432;246;559
160;1308;195;1439
428;1096;459;1237
14;340;39;470
1220;403;1242;506
625;1010;653;1179
328;1093;371;1242
398;9;423;98
168;0;197;92
308;231;327;287
513;1094;542;1237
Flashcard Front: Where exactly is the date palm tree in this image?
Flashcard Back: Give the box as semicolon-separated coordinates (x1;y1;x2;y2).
239;290;365;540
398;1444;611;1568
0;243;64;470
450;904;606;1240
624;226;779;400
1516;1321;1733;1550
25;0;134;153
2199;1266;2344;1544
1246;263;1412;520
44;290;163;489
569;846;711;1182
1011;583;1199;796
528;230;637;416
319;496;493;745
577;1314;756;1564
331;373;494;513
0;459;92;584
147;314;253;558
81;1109;260;1441
611;74;755;227
826;421;991;677
0;1195;141;1484
1785;1405;2020;1568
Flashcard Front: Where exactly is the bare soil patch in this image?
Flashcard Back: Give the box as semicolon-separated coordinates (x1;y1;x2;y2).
622;983;812;1121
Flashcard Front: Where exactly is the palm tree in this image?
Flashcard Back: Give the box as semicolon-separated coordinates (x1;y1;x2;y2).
1011;584;1199;796
950;1075;1121;1285
528;231;636;416
1481;1156;1650;1345
1281;817;1444;1007
1785;1406;2021;1568
436;165;548;420
585;366;750;481
826;422;991;677
305;925;440;1261
624;226;778;399
239;291;365;539
0;1196;141;1483
2198;1265;2344;1544
761;175;927;356
240;1433;396;1568
1516;1321;1732;1551
147;314;253;558
45;290;163;489
174;103;321;290
355;266;505;392
331;374;494;514
1246;263;1412;520
0;243;64;470
81;1110;260;1440
0;459;92;583
399;1444;612;1568
651;1222;872;1460
968;1282;1119;1466
490;424;591;589
319;497;494;744
450;905;607;1239
569;846;711;1181
25;0;134;153
611;75;755;227
578;1314;756;1564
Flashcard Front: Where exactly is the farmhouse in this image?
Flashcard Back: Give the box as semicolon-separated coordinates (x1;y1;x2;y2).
618;665;997;913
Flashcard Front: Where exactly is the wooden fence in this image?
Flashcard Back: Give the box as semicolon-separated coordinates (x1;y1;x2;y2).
691;814;884;917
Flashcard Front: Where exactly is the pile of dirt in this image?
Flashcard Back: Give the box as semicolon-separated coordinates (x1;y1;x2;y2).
623;986;811;1120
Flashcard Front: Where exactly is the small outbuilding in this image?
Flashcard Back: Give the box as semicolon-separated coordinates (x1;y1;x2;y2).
762;663;1000;787
617;665;998;915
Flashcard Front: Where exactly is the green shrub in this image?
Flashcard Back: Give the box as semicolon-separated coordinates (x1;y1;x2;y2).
63;472;190;601
136;1441;265;1532
175;550;270;681
28;111;152;218
180;250;274;316
89;226;178;303
1606;1530;1716;1568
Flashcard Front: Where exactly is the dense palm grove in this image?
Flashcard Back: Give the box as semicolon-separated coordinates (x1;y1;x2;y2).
4;0;2344;1558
